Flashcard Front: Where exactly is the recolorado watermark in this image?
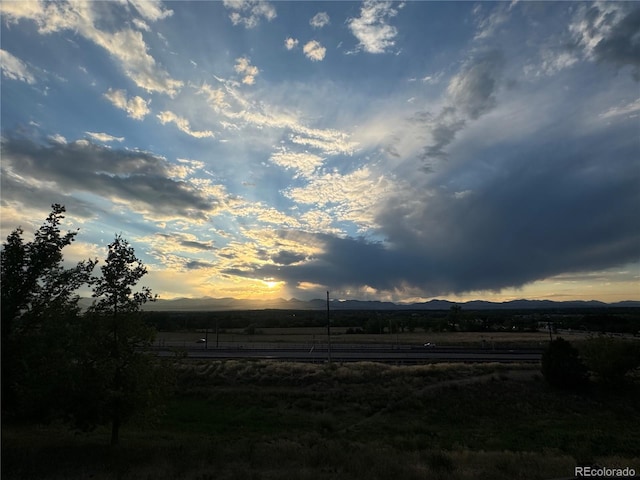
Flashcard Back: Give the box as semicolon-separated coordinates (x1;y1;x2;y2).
575;465;637;478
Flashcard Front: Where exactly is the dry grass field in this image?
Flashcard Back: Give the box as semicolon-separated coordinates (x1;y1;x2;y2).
4;360;639;479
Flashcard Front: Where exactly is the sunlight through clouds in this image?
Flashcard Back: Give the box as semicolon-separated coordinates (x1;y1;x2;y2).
2;1;638;303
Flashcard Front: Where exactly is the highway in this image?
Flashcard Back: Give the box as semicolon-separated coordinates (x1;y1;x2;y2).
154;343;542;363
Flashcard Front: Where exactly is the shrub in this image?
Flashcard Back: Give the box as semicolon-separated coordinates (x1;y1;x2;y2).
541;338;589;390
579;336;640;384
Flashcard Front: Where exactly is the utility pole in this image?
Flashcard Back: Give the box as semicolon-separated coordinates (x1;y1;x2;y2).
327;291;332;364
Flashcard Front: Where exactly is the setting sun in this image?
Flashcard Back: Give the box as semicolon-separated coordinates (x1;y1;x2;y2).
1;1;638;304
263;280;283;290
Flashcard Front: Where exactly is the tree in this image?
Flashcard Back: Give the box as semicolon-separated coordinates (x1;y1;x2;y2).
447;305;461;331
80;235;161;446
1;204;96;416
541;338;589;391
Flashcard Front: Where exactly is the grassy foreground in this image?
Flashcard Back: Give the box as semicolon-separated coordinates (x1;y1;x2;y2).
3;360;640;479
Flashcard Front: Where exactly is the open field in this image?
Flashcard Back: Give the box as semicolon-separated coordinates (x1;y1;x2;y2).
3;360;639;479
155;328;560;348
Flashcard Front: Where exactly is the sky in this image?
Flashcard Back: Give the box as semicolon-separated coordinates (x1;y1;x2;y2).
1;0;639;304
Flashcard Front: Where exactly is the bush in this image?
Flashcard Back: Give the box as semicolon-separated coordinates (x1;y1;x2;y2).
579;337;640;384
541;338;589;390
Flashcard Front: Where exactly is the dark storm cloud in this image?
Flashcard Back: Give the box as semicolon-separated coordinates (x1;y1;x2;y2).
0;136;217;219
0;175;97;219
181;240;215;250
447;50;505;120
156;233;215;250
404;51;504;164
248;120;640;297
185;260;215;270
414;107;467;161
592;6;640;79
271;250;306;265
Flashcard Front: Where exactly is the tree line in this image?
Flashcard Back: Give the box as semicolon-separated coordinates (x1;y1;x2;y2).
1;205;171;445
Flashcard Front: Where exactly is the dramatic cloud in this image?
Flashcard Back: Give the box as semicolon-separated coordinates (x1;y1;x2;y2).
284;167;390;229
2;2;637;302
0;136;218;221
310;12;330;29
284;37;299;50
570;3;640;78
157;111;215;138
223;0;276;28
303;40;326;62
0;1;183;96
248;121;640;297
348;0;399;54
0;49;36;84
447;50;504;119
234;56;260;84
413;108;466;161
385;51;504;165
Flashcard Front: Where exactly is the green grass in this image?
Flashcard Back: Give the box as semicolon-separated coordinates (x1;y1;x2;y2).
3;360;640;479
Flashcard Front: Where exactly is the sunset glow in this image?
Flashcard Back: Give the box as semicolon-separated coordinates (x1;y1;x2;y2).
1;1;638;303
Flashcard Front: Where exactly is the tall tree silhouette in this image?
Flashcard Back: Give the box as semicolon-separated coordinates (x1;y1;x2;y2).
85;235;158;445
1;204;96;415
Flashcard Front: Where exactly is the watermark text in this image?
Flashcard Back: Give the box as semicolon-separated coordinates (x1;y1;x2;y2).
575;466;636;478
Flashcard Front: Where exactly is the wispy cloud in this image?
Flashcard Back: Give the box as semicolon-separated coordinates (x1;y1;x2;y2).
234;56;259;85
223;0;276;28
195;78;358;156
0;1;183;96
570;3;640;79
472;3;511;41
104;88;151;120
348;0;399;54
447;50;504;120
600;98;640;119
157;111;215;138
128;0;173;22
310;11;330;29
0;49;36;84
85;131;125;143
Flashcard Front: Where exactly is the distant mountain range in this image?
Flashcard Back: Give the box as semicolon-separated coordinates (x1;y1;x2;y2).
77;296;640;312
